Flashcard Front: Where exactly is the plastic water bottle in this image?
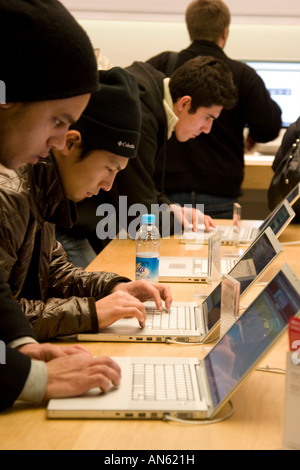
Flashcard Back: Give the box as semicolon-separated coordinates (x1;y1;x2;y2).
135;214;160;282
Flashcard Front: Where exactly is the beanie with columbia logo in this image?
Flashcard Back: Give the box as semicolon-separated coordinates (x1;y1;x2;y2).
73;67;141;159
0;0;99;102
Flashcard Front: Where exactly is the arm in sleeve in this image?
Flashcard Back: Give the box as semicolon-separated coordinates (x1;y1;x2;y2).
241;67;282;143
17;241;131;341
0;346;32;411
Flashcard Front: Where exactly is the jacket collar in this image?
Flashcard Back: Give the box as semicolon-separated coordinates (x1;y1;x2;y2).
187;40;227;60
26;153;77;228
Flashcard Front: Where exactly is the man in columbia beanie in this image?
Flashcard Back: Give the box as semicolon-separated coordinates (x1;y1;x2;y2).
72;67;141;159
0;0;99;102
55;66;142;266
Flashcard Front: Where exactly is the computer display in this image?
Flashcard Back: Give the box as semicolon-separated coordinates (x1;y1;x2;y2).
245;60;300;128
206;267;300;408
204;230;280;331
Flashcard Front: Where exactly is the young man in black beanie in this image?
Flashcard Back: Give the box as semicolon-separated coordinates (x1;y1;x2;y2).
0;0;121;412
60;56;237;256
0;67;172;343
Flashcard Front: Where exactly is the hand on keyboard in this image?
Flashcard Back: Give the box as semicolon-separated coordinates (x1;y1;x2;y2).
112;279;173;314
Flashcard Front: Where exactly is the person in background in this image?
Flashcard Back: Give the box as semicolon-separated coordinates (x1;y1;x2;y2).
69;55;237;259
0;67;172;343
0;0;120;412
147;0;282;219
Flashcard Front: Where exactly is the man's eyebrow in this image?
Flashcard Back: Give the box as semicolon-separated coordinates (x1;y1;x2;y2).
61;113;76;125
110;160;124;172
114;162;122;172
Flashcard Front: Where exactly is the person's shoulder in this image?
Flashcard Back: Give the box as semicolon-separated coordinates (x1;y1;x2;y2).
226;57;257;75
127;61;165;77
0;164;29;195
0;165;31;220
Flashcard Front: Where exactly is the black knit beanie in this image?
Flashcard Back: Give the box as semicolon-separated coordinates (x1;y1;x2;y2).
73;67;141;159
0;0;99;102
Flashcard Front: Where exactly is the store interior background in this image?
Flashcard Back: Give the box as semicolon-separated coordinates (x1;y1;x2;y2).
61;0;300;219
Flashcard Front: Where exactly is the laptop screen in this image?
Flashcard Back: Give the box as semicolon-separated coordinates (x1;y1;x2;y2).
205;267;300;409
258;201;294;235
286;183;300;206
205;230;280;331
245;60;300;128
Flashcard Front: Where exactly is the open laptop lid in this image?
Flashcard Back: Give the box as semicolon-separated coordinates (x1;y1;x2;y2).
202;227;283;336
286;182;300;207
205;263;300;419
258;199;295;238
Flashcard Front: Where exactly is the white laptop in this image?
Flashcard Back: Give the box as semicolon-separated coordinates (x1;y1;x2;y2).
159;255;236;283
77;227;282;344
181;199;296;245
48;264;300;421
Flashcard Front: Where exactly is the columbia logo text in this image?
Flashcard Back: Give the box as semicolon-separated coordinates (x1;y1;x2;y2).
0;80;6;104
0;340;6;365
118;141;135;149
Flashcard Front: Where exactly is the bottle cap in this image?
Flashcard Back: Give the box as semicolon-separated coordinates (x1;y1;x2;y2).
142;214;156;225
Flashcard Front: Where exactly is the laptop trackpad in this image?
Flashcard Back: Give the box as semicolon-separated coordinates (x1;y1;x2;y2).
100;317;144;335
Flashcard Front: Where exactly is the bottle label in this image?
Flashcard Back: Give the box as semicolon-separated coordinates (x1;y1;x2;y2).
136;256;159;282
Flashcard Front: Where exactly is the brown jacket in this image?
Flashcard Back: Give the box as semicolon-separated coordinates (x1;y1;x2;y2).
0;156;129;341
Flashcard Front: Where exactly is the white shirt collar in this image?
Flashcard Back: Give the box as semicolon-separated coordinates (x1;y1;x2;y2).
163;77;179;140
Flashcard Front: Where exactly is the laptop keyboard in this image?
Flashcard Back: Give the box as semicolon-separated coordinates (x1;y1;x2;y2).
145;305;191;330
132;363;195;401
217;225;253;240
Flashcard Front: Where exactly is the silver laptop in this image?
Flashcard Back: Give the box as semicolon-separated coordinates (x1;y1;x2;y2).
181;199;296;245
48;264;300;421
159;252;236;283
77;227;282;344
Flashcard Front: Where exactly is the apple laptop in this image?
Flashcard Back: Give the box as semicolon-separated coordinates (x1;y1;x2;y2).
159;253;236;284
181;199;296;245
77;227;282;344
48;264;300;420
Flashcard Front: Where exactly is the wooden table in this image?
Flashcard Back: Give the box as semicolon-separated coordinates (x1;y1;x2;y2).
1;224;300;450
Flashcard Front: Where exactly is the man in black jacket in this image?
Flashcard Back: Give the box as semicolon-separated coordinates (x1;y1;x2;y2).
147;0;282;218
90;56;237;246
0;0;121;411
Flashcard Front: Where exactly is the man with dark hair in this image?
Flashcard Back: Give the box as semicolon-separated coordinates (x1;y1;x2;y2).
84;55;237;247
147;0;282;219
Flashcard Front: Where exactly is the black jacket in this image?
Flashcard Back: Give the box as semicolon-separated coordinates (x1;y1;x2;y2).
0;272;35;411
147;40;282;198
269;116;300;219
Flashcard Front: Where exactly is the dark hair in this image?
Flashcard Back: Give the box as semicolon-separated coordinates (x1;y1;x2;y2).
186;0;231;42
169;56;237;113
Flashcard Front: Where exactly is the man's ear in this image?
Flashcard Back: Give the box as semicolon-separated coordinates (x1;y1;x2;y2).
61;130;82;155
176;95;192;112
